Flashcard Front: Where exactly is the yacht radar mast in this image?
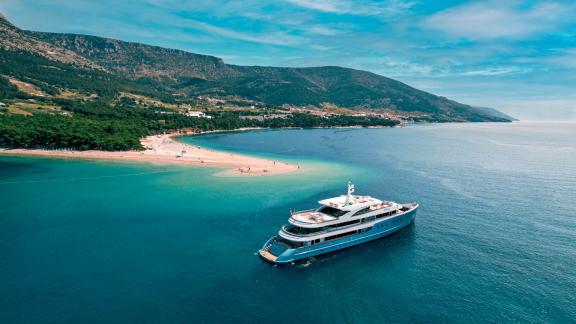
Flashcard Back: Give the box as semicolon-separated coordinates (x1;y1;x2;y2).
345;181;355;205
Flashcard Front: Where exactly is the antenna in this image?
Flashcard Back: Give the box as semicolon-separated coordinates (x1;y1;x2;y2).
345;180;355;205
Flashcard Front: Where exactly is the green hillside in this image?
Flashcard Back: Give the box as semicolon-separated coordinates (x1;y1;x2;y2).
26;26;511;122
0;14;513;151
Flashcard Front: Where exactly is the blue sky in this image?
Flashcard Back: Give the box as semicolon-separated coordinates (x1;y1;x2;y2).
2;0;576;120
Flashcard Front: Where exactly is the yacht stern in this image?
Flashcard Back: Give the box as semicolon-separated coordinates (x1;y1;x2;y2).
258;236;294;264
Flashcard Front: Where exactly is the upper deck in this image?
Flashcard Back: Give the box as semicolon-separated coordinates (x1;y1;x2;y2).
319;195;389;211
290;194;399;227
281;203;419;242
291;209;337;224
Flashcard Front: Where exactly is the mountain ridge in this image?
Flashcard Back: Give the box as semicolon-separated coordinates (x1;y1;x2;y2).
0;17;103;70
0;14;513;122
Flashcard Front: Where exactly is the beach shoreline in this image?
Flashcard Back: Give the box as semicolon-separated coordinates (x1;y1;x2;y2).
0;130;299;176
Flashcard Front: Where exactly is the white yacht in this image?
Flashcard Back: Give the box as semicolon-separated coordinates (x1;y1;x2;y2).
259;182;418;264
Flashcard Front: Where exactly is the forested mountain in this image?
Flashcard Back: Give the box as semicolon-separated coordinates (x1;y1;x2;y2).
472;107;518;121
0;13;514;151
0;14;511;122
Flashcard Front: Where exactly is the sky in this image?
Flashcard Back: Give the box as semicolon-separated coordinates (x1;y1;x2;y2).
1;0;576;120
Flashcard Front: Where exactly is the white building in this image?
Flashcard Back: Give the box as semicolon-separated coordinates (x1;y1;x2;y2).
185;111;212;119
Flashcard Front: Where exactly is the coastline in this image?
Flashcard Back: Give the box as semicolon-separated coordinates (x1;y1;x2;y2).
0;130;299;176
0;125;404;175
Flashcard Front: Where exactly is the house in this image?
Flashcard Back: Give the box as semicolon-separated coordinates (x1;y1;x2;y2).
185;111;212;119
239;114;289;121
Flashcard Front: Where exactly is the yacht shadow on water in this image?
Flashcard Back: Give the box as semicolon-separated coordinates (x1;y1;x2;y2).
266;222;417;269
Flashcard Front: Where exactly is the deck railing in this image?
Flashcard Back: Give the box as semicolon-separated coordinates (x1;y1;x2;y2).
290;208;316;216
281;221;362;238
282;207;415;239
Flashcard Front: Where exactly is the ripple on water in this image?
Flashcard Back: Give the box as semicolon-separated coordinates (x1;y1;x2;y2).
0;122;575;323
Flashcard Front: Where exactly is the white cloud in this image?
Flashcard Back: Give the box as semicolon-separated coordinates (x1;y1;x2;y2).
172;19;304;46
512;48;576;69
285;0;344;13
284;0;414;16
492;99;576;121
462;66;531;76
547;49;576;68
307;25;339;36
376;57;435;76
424;1;573;40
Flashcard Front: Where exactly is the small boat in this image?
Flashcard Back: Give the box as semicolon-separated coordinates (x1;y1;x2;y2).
259;182;419;264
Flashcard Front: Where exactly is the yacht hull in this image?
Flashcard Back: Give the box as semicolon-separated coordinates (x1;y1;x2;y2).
259;206;417;264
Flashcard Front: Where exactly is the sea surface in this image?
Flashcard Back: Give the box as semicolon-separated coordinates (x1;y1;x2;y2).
0;122;575;323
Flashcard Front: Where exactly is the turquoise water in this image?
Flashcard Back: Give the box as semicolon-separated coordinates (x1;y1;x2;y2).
1;122;575;323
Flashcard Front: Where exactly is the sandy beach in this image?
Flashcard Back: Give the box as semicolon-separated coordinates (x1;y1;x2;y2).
0;132;299;175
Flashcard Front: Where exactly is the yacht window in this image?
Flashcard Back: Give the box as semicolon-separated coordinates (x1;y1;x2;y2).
376;211;393;219
318;206;348;217
326;220;360;228
284;225;323;235
326;229;359;241
276;237;302;248
361;216;376;223
353;207;371;216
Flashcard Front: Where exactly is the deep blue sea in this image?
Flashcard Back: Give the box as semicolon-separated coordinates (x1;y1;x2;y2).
1;122;575;323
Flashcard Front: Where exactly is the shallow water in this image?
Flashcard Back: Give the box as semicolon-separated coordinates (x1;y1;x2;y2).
1;122;575;323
